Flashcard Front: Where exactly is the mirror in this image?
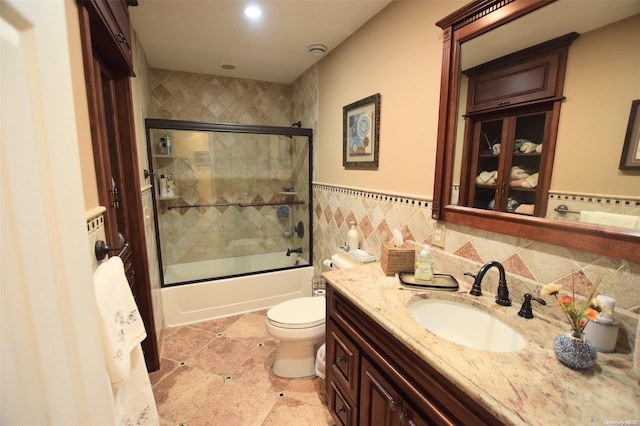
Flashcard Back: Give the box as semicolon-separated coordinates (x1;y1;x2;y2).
434;0;640;262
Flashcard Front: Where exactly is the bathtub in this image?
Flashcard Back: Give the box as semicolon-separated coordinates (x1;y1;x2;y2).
161;251;314;326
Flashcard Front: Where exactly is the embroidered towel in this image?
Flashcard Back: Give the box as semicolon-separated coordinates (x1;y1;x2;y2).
93;256;147;387
113;345;159;425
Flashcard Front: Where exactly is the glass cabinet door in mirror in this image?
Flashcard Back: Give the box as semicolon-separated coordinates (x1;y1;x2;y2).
434;0;640;262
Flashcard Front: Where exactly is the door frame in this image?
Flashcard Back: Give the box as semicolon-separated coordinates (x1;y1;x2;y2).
77;1;159;370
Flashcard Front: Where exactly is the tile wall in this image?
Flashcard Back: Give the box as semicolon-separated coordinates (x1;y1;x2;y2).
312;183;640;352
148;69;311;266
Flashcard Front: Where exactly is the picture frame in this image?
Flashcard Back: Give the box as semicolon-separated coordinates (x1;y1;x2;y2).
619;99;640;170
343;93;381;168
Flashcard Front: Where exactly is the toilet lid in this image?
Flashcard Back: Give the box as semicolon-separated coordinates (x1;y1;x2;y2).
267;297;325;329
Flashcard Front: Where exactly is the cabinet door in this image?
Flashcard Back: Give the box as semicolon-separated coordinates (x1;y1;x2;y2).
465;107;552;217
360;358;401;426
502;110;551;216
466;53;560;113
360;357;433;426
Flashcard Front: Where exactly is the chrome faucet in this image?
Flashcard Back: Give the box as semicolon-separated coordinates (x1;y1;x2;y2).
465;261;512;306
286;247;303;256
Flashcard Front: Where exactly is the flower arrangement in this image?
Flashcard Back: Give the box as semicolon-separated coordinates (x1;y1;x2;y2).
540;267;622;338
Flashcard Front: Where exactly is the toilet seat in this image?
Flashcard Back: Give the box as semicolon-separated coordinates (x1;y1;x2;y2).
267;296;325;329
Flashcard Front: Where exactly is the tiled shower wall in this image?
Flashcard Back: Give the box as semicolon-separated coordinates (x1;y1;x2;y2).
312;183;640;350
152;130;309;265
148;68;313;267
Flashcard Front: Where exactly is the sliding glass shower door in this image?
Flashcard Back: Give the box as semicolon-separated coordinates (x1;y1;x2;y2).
145;119;312;286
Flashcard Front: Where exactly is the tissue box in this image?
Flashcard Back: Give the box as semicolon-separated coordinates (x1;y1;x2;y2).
381;241;415;276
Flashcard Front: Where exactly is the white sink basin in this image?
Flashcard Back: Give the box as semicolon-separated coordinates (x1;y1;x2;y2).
406;298;526;352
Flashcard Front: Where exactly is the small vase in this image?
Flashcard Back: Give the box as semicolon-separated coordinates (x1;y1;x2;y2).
553;332;597;369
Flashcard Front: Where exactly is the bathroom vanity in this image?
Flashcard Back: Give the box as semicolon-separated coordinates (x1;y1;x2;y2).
323;263;640;426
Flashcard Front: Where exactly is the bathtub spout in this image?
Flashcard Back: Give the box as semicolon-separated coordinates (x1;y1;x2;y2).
286;247;303;256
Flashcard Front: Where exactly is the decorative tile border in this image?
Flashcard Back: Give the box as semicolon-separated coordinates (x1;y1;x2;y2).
549;192;640;208
313;183;431;208
86;211;105;233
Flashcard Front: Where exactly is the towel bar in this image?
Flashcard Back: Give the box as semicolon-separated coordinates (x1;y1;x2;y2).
554;204;580;214
95;240;129;260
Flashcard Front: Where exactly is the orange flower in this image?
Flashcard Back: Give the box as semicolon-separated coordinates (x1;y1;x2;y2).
557;295;572;307
540;266;623;338
585;309;598;321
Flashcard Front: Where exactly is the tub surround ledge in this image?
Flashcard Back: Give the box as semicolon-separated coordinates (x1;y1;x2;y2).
323;263;640;426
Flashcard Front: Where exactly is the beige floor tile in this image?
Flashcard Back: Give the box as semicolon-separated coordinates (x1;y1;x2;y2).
223;312;276;344
149;357;179;386
152;311;333;425
262;397;334;426
285;377;325;407
233;342;289;392
189;314;241;334
189;380;278;426
153;364;224;423
189;336;259;376
162;326;216;362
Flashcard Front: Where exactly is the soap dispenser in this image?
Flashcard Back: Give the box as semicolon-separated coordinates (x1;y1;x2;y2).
414;245;434;281
347;222;359;251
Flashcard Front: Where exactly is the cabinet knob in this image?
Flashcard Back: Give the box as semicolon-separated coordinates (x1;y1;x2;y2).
388;399;397;411
336;355;346;363
399;410;408;424
336;406;346;414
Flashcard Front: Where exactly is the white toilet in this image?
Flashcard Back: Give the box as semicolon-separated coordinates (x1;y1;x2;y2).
266;296;326;378
266;252;358;378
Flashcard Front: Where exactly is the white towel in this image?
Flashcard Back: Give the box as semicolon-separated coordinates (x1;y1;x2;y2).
113;346;159;425
93;257;146;387
579;211;639;230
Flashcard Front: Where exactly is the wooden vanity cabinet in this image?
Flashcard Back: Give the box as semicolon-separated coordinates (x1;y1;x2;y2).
325;283;501;426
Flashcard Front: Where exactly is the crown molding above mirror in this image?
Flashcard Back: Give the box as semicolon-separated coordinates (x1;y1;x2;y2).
432;0;640;263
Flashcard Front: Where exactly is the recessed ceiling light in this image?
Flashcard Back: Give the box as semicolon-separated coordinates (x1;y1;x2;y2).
221;64;236;70
244;5;262;19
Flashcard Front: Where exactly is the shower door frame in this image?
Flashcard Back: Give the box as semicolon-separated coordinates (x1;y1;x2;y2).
144;118;314;286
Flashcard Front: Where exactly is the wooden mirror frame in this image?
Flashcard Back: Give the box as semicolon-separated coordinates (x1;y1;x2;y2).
432;0;640;263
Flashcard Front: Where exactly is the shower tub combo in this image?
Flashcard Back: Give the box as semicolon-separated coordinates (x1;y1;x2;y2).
162;252;314;326
145;119;314;327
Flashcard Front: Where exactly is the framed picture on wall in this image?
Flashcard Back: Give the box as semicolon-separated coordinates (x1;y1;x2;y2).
619;99;640;170
343;93;381;169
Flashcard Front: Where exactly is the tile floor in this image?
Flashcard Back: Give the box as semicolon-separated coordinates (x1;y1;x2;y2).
149;310;334;425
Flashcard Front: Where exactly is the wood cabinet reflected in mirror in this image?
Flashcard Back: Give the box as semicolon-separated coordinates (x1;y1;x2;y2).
432;0;640;262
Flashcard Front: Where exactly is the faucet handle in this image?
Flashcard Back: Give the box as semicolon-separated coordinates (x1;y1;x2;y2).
464;272;482;296
517;293;546;319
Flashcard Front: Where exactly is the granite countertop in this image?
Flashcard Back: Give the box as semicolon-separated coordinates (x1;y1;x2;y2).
323;263;640;426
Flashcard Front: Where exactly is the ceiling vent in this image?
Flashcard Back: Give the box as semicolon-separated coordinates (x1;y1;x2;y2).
308;44;327;56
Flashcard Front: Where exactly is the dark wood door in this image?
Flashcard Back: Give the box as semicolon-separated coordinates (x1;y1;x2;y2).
78;1;160;371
